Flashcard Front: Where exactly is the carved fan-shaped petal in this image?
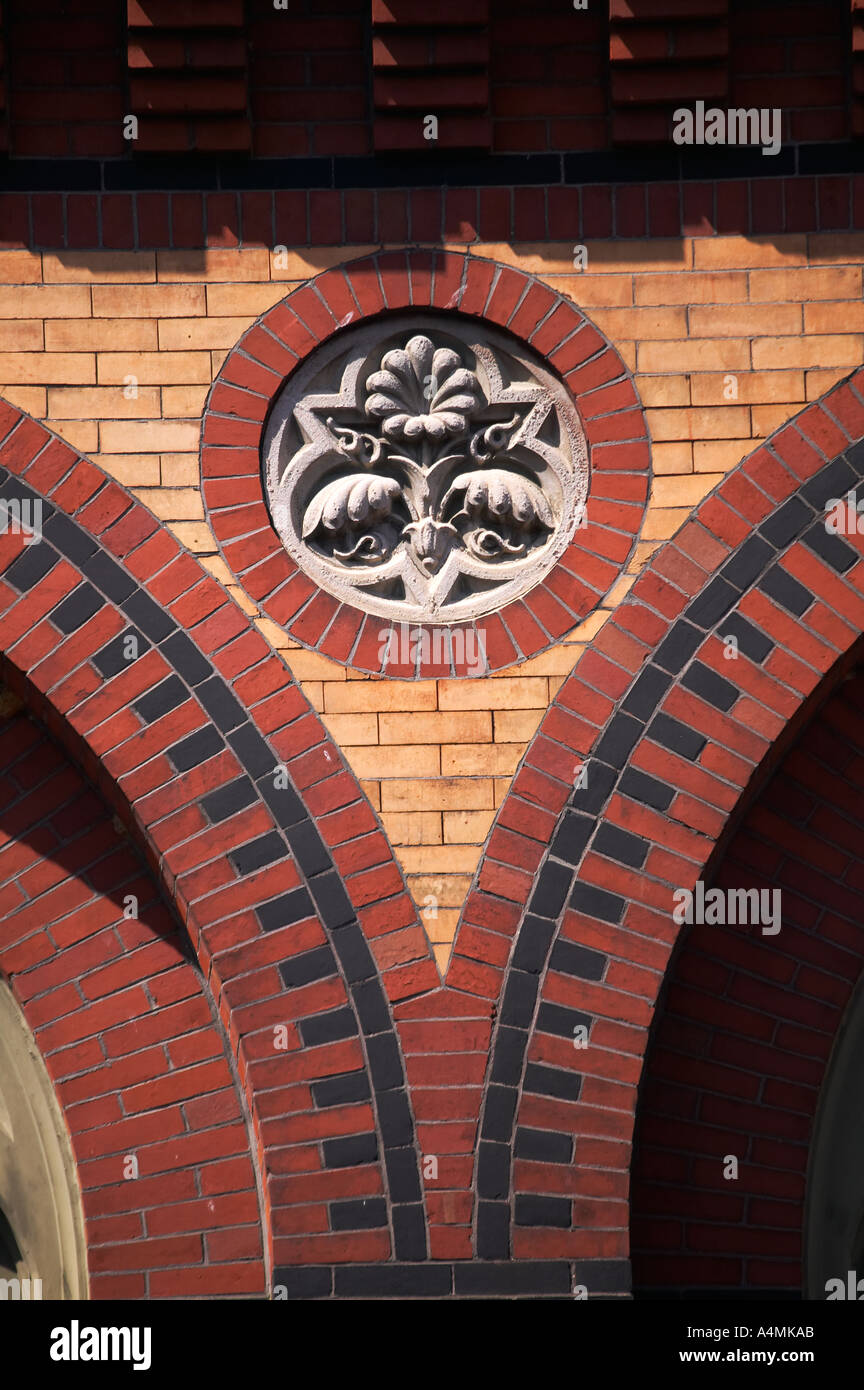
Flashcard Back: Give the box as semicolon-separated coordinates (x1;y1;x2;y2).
302;473;401;538
404;335;436;383
365;336;483;441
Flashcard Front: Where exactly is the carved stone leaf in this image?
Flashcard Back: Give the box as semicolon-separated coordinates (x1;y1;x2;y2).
446;469;555;530
302;473;401;539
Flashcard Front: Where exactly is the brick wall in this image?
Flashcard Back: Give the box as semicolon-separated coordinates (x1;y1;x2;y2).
632;670;864;1293
0;700;264;1296
0;231;862;968
0;0;854;158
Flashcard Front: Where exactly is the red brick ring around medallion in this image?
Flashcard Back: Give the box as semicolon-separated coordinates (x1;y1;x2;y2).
200;250;651;679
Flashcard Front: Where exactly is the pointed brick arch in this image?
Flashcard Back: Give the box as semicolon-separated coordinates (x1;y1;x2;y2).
0;704;264;1299
457;370;864;1285
631;666;864;1297
0;400;435;1286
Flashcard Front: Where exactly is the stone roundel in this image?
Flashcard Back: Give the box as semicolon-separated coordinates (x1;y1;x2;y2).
200;250;651;678
262;314;589;626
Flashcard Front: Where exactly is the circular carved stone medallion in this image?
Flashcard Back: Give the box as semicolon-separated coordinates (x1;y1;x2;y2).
262;314;589;626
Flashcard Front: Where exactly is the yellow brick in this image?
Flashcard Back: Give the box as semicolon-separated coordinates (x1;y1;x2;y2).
652;473;723;508
381;779;494;812
46;318;158;351
294;682;321;712
805;301;864;333
320;713;378;745
158;316;256;350
406;874;472;908
0;353;95;384
160;454;199;486
637;374;690;407
284;651;347;682
438;677;548;710
211;349;229;376
638;339;750;372
0;250;42;283
348;745;441;777
165;524;216;557
569;609;610;642
432;944;450;974
805;367;849;400
477;239;692;273
92;284;206;318
97;351;212;385
324;681;438;713
585;239;693;273
233;588;261;618
269;246;376;279
646;406;750;441
470;242;587;275
652;441;693;475
641;507;690;540
590;306;688;339
400;846;480;875
0;286;90;318
751;335;862;369
630;539;662;567
441;743;524;776
493;709;544;741
51;421;97;451
693;440;748;472
497;644;582;677
201;556;241;588
43;251;155;283
100;419;200;452
360;779;381;810
379;711;491;744
161;386;210;417
380;811;442;845
619;342;637;372
47;386;161;418
135;487;204;521
689;303;802;336
602;574;636;610
0;385;46;416
99;454;161;486
157;248;271;282
443;809;495;842
748;266;862;301
692;235;807;270
545;274;633;306
205;283;289;317
752;404;803;435
807;233;864;264
0;322;42;350
633;271;748;304
499;776;519;804
427;911;459;947
689;369;804;405
254;618;290;648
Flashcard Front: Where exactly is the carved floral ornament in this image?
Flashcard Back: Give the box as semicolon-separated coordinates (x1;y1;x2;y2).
262;315;589;625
